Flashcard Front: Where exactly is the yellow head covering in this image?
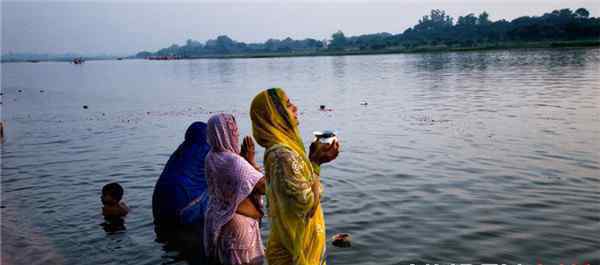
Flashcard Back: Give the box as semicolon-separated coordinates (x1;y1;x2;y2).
250;88;308;161
251;88;326;265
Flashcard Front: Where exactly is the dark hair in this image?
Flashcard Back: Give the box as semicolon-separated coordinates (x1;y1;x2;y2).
102;182;124;201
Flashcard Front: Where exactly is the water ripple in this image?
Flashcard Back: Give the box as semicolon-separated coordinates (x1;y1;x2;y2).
2;48;600;265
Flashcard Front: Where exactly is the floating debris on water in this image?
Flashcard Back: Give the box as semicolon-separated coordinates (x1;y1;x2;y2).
535;103;562;108
332;233;352;248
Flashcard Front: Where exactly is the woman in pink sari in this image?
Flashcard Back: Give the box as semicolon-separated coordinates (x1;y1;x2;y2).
204;113;266;265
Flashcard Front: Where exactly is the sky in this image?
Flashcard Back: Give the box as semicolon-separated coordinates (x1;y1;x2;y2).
1;0;599;55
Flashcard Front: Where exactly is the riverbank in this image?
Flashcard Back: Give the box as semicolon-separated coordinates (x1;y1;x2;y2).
2;40;599;63
182;40;600;59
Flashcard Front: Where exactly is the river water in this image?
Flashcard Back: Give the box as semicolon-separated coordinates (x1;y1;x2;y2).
1;48;599;265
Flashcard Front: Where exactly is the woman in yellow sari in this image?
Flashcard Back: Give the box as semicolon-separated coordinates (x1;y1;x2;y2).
250;88;340;265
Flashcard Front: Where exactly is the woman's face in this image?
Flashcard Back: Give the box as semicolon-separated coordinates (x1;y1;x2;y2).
285;97;299;125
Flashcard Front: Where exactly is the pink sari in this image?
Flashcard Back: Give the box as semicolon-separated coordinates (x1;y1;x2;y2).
204;114;264;265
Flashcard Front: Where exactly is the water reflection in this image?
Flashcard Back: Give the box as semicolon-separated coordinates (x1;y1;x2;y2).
186;60;207;83
413;52;453;72
215;59;235;84
332;56;348;79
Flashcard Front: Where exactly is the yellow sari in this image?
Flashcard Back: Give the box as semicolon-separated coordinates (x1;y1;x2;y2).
250;88;326;265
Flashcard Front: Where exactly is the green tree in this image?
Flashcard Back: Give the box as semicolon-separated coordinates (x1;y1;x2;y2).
478;11;491;25
329;30;347;50
457;14;477;26
575;8;590;18
558;8;574;17
215;35;235;53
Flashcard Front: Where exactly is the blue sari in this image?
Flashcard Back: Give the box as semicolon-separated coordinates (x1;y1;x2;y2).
152;122;210;242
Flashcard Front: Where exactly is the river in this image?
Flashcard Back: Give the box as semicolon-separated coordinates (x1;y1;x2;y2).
1;48;599;265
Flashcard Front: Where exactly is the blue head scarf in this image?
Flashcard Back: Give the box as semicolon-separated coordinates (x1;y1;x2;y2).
160;121;210;192
153;122;211;230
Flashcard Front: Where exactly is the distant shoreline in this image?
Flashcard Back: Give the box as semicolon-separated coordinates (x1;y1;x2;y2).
2;40;599;63
0;57;126;63
181;40;600;60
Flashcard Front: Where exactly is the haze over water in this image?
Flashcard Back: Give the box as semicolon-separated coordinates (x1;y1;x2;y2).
1;48;599;265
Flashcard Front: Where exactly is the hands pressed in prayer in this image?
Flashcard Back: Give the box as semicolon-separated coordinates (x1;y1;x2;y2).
240;136;261;171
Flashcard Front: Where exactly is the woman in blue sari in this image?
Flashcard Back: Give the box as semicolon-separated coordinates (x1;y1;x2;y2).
152;122;211;247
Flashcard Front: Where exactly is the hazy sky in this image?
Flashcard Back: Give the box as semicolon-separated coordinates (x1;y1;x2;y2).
2;0;598;55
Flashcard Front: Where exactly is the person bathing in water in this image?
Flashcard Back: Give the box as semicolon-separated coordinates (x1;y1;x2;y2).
319;105;333;112
101;182;129;232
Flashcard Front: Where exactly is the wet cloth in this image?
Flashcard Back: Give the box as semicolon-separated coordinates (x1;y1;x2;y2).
250;88;326;265
204;114;264;265
152;122;211;242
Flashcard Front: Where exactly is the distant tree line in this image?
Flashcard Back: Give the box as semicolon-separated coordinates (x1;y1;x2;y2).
136;7;599;58
136;36;324;58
